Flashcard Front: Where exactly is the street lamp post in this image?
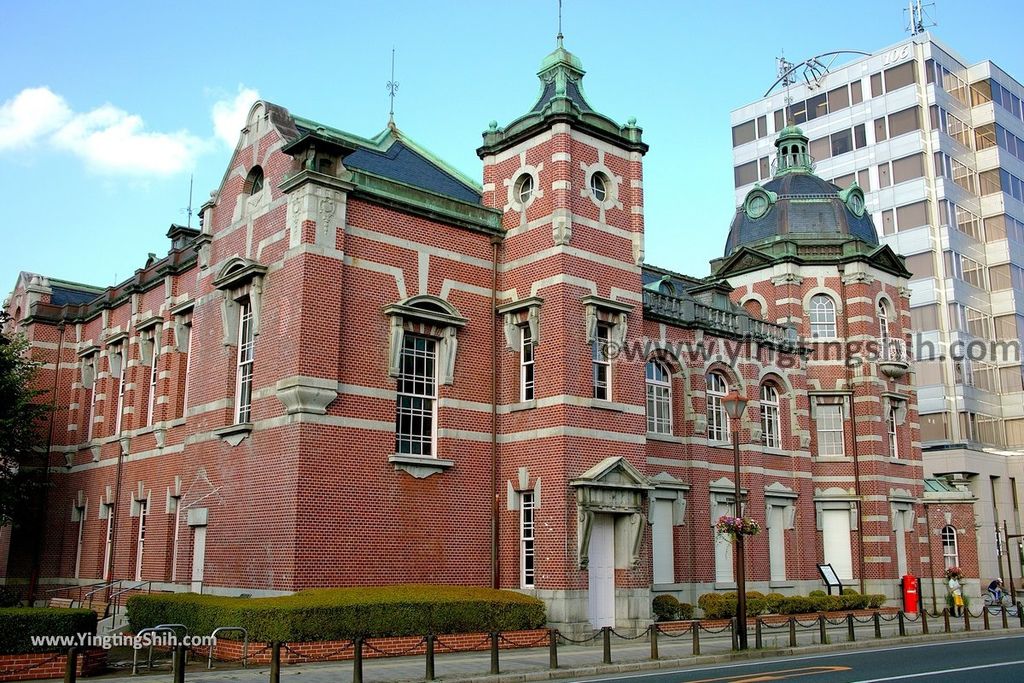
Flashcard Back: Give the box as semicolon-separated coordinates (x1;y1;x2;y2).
722;389;749;650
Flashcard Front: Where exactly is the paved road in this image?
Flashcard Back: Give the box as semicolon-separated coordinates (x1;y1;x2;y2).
569;634;1024;682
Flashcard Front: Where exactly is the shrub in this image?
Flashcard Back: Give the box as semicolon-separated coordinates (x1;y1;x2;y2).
0;586;21;608
745;591;767;616
842;588;859;595
867;594;887;609
809;589;826;597
764;593;786;614
697;592;736;620
777;596;817;615
677;602;694;621
652;595;681;622
0;608;96;653
812;595;844;612
127;586;545;642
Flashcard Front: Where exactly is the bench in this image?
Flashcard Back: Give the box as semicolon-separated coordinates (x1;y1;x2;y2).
47;597;75;609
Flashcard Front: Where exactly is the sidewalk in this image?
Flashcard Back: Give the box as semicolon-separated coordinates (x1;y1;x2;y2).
73;616;1024;683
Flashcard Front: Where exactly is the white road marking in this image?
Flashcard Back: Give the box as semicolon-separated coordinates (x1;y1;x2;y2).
853;659;1024;681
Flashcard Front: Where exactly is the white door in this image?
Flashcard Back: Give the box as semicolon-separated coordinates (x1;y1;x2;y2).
714;501;734;583
652;500;674;585
768;505;787;582
822;509;853;581
134;500;148;582
588;514;615;628
190;526;207;593
894;511;908;577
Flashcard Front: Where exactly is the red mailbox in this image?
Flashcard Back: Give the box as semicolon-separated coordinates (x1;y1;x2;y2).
902;574;918;613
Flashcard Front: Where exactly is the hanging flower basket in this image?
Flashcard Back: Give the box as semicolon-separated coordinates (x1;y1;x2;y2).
715;515;761;538
944;566;964;581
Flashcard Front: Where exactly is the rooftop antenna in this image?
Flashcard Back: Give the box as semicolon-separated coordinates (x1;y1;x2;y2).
777;50;796;124
387;47;399;125
905;0;936;35
557;0;564;46
181;174;194;228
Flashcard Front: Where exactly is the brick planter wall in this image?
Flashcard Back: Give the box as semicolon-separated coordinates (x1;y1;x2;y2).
0;648;105;682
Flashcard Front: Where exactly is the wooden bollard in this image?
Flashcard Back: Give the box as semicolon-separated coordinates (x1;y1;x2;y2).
602;627;611;664
847;613;855;641
353;638;363;683
424;634;434;681
269;642;281;683
650;625;659;660
63;647;78;683
548;629;558;670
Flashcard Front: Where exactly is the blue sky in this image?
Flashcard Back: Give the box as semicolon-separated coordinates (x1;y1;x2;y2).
2;0;1021;292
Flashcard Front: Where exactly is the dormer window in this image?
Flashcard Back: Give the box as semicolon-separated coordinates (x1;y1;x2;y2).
244;166;264;195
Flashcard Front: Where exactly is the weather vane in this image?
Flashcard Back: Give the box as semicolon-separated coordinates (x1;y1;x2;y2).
387;47;399;124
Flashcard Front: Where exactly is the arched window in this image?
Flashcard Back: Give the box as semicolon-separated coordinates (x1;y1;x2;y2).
878;300;891;341
706;372;729;442
809;294;837;338
646;361;672;434
743;299;763;318
590;172;608;202
760;383;781;449
244;166;264;195
658;280;676;296
941;525;959;569
514;173;533;205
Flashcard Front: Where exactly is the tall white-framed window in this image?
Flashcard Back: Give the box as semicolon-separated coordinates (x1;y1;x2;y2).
592;323;612;400
520;325;535;402
816;404;845;456
521;491;535;588
646;360;672;434
234;299;255;424
761;383;781;448
888;406;899;457
878;300;891;341
146;341;159;427
809;294;837;338
396;334;437;457
73;502;86;579
134;498;148;582
706;373;729;442
182;322;193;416
942;525;959;569
85;356;98;441
113;347;126;435
102;503;114;581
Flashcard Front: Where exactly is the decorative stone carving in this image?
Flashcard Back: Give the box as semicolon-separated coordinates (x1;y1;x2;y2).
276;376;339;415
553;218;572;245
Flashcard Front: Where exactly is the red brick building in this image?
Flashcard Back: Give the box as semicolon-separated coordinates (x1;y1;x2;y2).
2;41;979;630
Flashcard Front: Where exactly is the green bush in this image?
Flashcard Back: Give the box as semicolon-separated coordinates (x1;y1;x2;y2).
842;588;859;595
652;595;681;622
777;596;817;615
677;602;694;621
697;592;735;620
867;594;887;609
809;589;826;597
764;593;786;614
127;586;545;642
0;608;96;653
0;586;21;607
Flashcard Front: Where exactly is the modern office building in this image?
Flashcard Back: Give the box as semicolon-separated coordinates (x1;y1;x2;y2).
731;31;1024;587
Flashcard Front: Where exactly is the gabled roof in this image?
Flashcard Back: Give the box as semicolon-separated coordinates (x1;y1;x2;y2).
291;116;482;204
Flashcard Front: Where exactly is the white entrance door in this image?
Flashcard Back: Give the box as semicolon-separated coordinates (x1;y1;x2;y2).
588;514;615;628
894;510;908;577
822;509;853;581
190;526;207;593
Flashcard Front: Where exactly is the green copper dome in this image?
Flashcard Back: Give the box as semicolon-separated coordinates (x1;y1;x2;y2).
539;37;585;74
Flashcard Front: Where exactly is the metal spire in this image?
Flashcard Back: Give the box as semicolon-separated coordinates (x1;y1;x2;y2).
182;174;194;228
387;47;399;125
557;0;563;46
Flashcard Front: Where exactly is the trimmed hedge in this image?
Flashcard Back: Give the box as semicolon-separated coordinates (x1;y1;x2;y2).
651;595;694;622
698;590;887;618
127;586;546;642
0;608;97;653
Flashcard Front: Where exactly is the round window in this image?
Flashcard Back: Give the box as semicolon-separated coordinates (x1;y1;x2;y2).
745;191;770;219
847;190;865;217
514;174;534;205
590;172;608;202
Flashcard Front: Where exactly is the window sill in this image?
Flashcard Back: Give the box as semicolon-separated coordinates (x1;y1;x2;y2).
589;399;624;412
708;441;733;450
763;447;788;456
389;454;454;479
769;581;795;589
214;423;253;447
508;400;537;413
889;457;909;465
647;432;682;443
814;455;852;463
714;582;738;591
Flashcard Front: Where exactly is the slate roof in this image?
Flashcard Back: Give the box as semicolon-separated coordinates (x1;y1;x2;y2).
725;173;879;256
50;285;100;307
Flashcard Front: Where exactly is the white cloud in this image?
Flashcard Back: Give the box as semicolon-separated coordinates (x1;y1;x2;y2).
51;104;203;176
212;86;260;147
0;84;261;176
0;87;72;150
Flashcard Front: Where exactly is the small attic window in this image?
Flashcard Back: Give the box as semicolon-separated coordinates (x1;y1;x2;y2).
658;279;676;296
244;166;265;195
411;300;450;315
590;172;608;202
515;174;534;205
318;158;334;175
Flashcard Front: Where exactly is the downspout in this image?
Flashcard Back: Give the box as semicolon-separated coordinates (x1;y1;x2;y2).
837;265;867;594
924;501;938;612
490;236;500;589
27;320;65;605
106;354;129;590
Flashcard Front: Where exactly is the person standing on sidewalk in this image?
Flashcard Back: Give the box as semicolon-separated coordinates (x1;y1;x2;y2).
946;566;964;617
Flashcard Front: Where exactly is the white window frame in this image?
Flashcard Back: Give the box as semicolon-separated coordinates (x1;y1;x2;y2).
590;172;608;202
134;498;148;582
888;406;899;457
706;373;730;443
878;300;890;341
646;360;672;434
102;504;114;581
942;525;959;569
521;491;535;589
809;294;838;338
816;403;845;456
73;503;86;580
86;357;98;441
395;334;438;457
234;299;255;424
514;173;533;205
761;384;781;449
182;322;193;415
146;340;159;427
520;325;535;402
113;347;126;435
592;323;612;400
